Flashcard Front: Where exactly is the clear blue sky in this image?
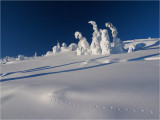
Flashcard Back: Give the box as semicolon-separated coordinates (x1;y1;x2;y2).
1;1;159;58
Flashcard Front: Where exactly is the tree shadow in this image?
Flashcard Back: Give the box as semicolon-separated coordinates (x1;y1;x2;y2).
1;55;109;77
144;41;160;49
0;61;115;82
1;66;51;77
134;41;160;51
127;53;160;61
1;52;159;82
135;43;146;51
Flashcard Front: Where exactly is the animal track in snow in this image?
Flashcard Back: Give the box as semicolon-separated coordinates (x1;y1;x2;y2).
50;95;155;115
1;84;156;116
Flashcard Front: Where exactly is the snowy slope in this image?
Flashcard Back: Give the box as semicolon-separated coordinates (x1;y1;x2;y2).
0;38;160;119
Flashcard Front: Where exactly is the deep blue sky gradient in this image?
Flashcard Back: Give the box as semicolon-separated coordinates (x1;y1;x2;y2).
1;1;159;58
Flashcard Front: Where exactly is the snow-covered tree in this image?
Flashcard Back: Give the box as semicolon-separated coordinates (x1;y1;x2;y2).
128;45;135;53
34;52;37;58
57;41;61;51
53;42;61;54
105;22;118;39
61;43;68;53
75;31;90;55
45;51;53;56
68;43;78;51
3;56;9;64
88;21;102;55
113;38;125;53
62;43;67;48
16;55;25;61
105;22;124;54
52;46;59;54
100;29;111;55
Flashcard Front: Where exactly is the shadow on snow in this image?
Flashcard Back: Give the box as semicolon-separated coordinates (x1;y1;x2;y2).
0;62;115;82
128;53;160;61
0;53;159;82
1;55;109;77
135;41;160;51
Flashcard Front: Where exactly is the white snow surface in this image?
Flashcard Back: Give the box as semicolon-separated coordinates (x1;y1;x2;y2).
0;38;160;119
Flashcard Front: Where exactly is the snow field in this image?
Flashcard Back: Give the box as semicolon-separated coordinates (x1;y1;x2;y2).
1;38;159;119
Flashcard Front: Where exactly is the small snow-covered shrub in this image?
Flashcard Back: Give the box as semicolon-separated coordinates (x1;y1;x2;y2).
75;31;90;55
52;46;59;54
68;43;78;51
128;45;135;53
62;43;67;48
52;42;61;54
34;52;37;58
0;56;19;64
61;43;69;53
45;51;53;56
112;38;125;54
89;21;102;55
57;42;61;52
1;57;9;64
16;55;25;61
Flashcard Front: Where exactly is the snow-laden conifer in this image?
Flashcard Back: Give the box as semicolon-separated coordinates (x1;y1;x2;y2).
68;43;78;51
16;55;25;61
128;45;135;53
57;41;61;52
61;43;68;53
75;31;90;55
3;56;9;64
105;22;124;54
100;29;111;55
62;43;67;48
45;51;53;56
53;42;61;54
34;52;37;58
88;21;102;55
